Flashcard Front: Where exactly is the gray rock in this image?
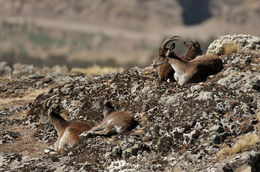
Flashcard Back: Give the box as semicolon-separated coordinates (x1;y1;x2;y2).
196;91;214;100
207;34;260;55
0;61;12;75
190;85;202;93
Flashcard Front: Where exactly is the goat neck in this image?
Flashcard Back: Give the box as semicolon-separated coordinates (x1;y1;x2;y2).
102;100;116;117
49;110;69;133
167;52;190;74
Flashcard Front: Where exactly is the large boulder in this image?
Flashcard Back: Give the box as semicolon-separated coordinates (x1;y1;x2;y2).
207;34;260;55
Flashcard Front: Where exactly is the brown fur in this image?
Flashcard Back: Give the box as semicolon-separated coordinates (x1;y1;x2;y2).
154;39;203;81
182;41;203;61
41;109;92;151
88;100;133;135
166;53;223;85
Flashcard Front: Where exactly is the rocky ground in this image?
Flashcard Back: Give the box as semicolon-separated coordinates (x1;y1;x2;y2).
0;34;260;171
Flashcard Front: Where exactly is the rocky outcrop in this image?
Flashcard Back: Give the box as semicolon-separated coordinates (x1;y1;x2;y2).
0;61;12;76
0;35;260;171
207;34;260;55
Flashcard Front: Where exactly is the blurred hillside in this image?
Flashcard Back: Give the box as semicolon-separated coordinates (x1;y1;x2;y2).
0;0;259;67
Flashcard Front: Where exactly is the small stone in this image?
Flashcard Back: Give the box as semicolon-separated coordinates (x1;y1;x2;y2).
51;156;60;162
245;56;252;63
190;85;202;93
44;149;51;154
212;135;221;144
196;91;214;100
251;118;258;125
157;136;173;154
252;80;260;92
217;126;225;133
0;61;12;75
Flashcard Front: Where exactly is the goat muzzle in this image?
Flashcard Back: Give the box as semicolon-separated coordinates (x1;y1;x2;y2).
153;59;168;67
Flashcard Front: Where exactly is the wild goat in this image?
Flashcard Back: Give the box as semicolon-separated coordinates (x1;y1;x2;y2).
40;102;92;151
82;100;133;136
182;40;203;61
154;36;223;85
153;36;203;81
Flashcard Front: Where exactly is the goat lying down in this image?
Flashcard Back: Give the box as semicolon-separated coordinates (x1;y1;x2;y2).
40;103;92;151
81;100;133;136
154;35;223;85
153;36;203;82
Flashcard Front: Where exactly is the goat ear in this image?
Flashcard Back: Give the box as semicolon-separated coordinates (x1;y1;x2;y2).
158;47;163;56
195;41;201;48
159;48;168;57
191;41;197;50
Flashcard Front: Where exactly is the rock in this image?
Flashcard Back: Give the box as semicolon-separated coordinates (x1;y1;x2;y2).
0;131;21;144
235;165;251;172
207;34;260;55
157;136;173;154
44;148;56;155
158;94;180;106
244;56;252;63
252;80;260;91
250;118;258;125
216;125;225;133
190;85;202;93
0;61;12;75
220;152;260;172
212;135;221;144
12;63;34;75
196;91;214;100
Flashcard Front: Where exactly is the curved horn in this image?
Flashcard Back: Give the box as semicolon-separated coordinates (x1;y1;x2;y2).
161;35;180;52
42;94;59;109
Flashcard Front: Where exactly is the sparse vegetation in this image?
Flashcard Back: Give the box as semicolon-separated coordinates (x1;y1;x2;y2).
217;133;260;158
71;65;123;76
0;20;220;68
223;43;241;55
0;21;115;67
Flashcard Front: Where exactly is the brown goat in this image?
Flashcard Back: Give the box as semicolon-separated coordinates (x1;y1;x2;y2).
40;103;92;151
153;36;203;81
154;36;223;85
83;100;133;136
182;41;203;61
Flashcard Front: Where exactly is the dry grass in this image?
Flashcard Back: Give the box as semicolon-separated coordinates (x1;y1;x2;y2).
256;112;260;121
217;133;260;158
137;112;147;125
0;125;51;157
246;0;260;10
70;65;123;76
134;112;147;136
0;88;49;109
172;165;182;172
0;88;52;157
223;43;241;55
